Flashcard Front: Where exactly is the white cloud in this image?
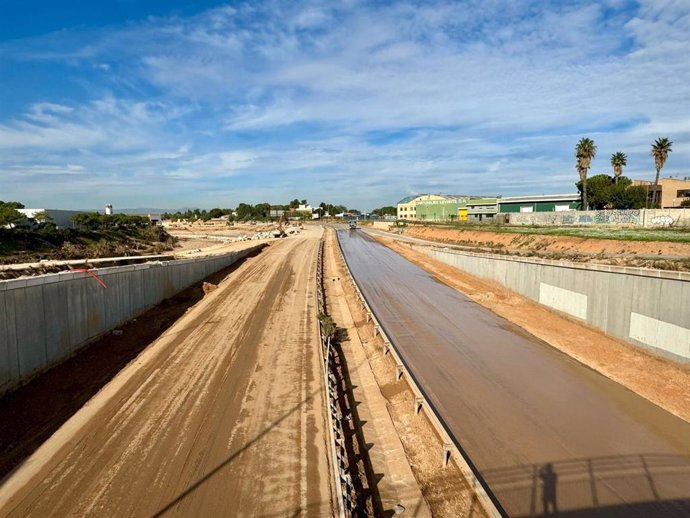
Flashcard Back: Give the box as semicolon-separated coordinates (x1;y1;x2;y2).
1;0;688;209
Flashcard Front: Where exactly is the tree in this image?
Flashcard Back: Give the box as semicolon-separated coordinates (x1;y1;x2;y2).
610;152;627;183
651;137;673;205
611;185;647;209
30;210;54;228
576;174;612;210
0;201;25;210
235;203;254;221
575;137;597;210
576;175;647;210
371;206;397;216
253;203;272;220
0;202;27;227
208;208;224;219
681;199;690;208
288;199;301;209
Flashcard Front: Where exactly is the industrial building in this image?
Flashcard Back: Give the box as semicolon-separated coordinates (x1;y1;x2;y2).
396;194;448;220
498;194;580;213
397;193;585;222
466;198;498;222
415;196;471;221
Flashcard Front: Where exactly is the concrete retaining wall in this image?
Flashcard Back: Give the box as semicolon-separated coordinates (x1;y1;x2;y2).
508;208;690;227
419;246;690;363
0;245;263;395
371;221;394;230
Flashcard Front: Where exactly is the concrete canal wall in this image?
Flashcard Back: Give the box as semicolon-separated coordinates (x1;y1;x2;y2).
421;246;690;363
0;245;263;395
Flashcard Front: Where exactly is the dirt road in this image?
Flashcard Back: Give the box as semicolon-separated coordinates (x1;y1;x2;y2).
0;229;333;517
338;229;690;518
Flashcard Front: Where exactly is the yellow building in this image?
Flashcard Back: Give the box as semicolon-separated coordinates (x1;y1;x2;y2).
396;194;448;220
632;177;690;208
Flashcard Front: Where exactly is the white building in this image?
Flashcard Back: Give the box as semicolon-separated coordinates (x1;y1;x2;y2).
17;209;85;228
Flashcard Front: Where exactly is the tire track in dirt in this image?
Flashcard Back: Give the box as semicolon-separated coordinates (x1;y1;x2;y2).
0;229;332;518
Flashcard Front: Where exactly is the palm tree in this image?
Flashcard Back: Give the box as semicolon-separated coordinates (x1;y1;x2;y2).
576;137;597;210
650;137;673;205
610;152;627;183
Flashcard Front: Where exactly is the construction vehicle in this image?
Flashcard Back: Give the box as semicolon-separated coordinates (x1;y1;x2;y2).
272;213;287;238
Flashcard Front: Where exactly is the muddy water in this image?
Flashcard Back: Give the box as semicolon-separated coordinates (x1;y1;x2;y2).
338;229;690;518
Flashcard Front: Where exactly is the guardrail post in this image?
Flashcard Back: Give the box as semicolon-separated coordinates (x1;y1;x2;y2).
382;342;390;355
395;364;404;380
414;397;424;414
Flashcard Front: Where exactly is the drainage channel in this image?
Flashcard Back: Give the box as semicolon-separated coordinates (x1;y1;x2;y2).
335;229;506;518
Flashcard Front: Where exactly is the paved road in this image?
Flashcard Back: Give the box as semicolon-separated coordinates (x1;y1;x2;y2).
338;229;690;518
0;229;332;518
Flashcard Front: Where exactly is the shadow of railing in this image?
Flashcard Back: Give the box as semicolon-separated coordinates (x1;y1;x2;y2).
481;453;690;518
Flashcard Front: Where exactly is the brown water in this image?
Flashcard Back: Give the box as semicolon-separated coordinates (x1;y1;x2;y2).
338;229;690;518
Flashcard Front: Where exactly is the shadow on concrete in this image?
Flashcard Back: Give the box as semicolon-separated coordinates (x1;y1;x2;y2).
481;453;690;518
0;250;262;481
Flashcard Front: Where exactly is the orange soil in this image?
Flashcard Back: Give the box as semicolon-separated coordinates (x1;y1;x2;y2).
405;225;690;257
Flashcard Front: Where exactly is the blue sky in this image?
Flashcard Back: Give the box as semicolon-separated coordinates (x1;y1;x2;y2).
1;0;688;210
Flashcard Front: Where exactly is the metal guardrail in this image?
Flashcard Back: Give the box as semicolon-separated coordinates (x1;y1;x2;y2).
335;231;506;518
315;238;355;518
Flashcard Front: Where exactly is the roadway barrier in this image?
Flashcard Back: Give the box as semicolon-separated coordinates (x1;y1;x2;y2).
314;238;351;518
419;246;690;363
335;231;506;518
0;245;264;396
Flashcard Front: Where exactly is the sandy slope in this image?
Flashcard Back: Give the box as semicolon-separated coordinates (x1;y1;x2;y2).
0;227;332;518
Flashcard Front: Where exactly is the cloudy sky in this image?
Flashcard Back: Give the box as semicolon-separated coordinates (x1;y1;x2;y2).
1;0;688;210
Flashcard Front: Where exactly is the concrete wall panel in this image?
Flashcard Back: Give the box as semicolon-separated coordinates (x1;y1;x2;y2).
539;283;588;320
13;287;47;379
66;278;89;349
420;247;689;362
0;245;261;396
0;291;19;393
43;280;72;360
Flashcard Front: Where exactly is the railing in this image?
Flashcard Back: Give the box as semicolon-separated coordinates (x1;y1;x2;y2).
334;230;506;518
315;238;355;517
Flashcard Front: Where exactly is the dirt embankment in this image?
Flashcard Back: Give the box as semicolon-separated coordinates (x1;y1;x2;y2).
403;225;690;269
378;236;690;424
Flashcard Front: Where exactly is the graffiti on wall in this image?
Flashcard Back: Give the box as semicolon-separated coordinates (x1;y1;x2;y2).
510;210;640;226
508;208;690;227
649;215;674;227
593;209;641;225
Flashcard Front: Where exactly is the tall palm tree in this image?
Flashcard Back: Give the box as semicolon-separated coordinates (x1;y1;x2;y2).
610;152;627;183
650;137;673;205
576;137;597;210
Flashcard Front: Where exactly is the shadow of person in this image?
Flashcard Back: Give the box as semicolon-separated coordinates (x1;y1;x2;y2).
540;462;559;515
